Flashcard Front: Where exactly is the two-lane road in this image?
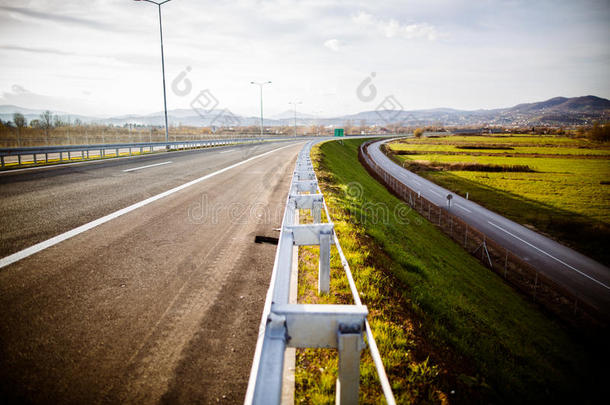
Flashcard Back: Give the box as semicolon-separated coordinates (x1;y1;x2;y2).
0;141;304;403
368;139;610;316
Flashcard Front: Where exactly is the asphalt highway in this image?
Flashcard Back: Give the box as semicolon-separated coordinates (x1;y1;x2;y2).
368;139;610;316
0;140;304;403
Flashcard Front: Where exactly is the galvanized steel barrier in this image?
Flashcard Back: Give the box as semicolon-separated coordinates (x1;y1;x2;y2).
245;141;396;405
0;137;299;168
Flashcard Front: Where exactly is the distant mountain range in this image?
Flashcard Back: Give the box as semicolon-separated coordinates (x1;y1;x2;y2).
1;95;608;128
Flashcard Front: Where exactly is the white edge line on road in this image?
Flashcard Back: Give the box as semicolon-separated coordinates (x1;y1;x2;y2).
219;149;235;154
487;221;609;290
0;143;297;270
123;161;172;172
455;203;472;213
428;189;442;198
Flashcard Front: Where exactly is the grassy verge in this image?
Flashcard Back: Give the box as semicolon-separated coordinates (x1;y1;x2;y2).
295;138;603;404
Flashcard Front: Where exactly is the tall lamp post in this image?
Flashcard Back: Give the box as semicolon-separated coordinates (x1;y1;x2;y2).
288;101;302;137
250;81;272;139
134;0;173;149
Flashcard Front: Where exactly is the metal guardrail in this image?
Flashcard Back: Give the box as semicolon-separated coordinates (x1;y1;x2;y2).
0;136;302;168
245;141;396;405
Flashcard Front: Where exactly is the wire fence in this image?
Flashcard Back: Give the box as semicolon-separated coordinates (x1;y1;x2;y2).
359;141;604;327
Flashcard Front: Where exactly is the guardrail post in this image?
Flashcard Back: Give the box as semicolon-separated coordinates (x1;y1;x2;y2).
59;151;63;161
336;324;365;405
18;154;22;165
81;150;85;160
45;153;48;163
1;155;5;168
312;200;322;224
319;229;332;294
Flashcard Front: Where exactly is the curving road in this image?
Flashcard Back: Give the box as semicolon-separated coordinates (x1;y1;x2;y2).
367;139;610;317
0;140;304;404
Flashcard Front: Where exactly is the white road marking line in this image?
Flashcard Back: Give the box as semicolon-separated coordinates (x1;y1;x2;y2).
428;189;442;198
0;144;297;270
487;221;609;290
455;203;472;213
219;149;235;154
123;160;172;173
123;161;172;172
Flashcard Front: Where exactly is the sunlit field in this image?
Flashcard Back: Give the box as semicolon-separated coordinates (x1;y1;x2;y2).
387;135;610;264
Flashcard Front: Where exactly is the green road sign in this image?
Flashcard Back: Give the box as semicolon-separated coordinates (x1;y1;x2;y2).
334;128;344;137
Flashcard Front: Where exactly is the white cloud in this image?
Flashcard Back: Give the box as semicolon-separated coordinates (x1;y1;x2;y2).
323;39;344;52
352;11;439;41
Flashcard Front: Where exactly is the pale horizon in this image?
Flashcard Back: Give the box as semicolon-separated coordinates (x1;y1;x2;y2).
1;0;608;118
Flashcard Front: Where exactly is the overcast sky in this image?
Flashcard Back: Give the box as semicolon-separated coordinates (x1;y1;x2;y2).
0;0;608;118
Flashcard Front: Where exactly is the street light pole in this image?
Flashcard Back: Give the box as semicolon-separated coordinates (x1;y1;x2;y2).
134;0;173;149
250;81;272;139
288;101;302;137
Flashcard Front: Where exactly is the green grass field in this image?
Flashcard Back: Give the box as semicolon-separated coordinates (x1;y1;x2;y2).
390;142;610;156
387;135;610;265
405;134;599;146
294;139;603;404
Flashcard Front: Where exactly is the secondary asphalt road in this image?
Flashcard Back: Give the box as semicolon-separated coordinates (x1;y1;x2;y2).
0;140;304;404
368;139;610;316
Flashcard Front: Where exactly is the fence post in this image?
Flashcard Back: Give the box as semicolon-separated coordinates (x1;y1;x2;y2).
464;225;468;247
504;249;508;278
438;207;441;226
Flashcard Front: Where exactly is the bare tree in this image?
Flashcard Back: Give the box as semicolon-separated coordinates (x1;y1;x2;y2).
40;110;53;145
13;113;26;147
